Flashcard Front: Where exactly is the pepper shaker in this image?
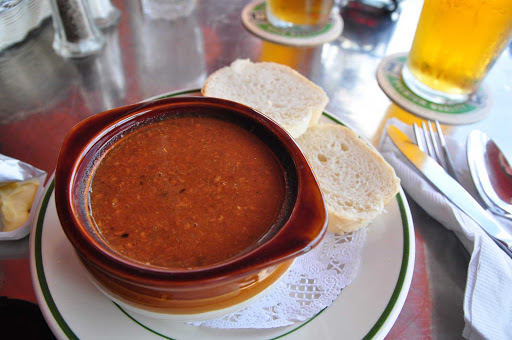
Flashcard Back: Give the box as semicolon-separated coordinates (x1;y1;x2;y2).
49;0;105;58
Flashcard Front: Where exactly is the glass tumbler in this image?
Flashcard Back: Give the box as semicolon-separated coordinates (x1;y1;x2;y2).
402;0;512;104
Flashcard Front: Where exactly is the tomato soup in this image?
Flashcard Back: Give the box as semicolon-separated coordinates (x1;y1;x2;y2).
90;116;285;269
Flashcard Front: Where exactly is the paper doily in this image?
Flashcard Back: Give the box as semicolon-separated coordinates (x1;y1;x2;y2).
192;229;366;329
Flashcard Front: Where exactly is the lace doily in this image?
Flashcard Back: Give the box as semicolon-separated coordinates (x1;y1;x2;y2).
193;229;366;329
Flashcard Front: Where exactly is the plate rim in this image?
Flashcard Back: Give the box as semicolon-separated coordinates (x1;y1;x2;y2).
30;89;415;340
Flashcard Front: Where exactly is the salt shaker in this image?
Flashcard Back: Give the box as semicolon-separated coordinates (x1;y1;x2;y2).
49;0;105;58
87;0;121;29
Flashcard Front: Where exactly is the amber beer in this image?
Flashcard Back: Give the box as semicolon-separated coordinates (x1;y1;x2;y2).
402;0;512;104
266;0;334;29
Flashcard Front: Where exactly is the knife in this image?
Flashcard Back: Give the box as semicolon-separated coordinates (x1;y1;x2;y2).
387;125;512;259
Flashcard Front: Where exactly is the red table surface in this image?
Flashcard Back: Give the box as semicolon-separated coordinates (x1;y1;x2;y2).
4;0;509;338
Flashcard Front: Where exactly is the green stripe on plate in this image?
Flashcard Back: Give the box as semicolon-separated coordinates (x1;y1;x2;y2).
115;303;176;340
362;193;410;339
34;179;79;340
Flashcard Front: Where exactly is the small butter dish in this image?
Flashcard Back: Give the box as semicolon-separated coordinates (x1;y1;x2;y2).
0;154;46;240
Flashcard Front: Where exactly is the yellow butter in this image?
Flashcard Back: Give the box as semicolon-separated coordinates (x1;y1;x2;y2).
0;177;39;232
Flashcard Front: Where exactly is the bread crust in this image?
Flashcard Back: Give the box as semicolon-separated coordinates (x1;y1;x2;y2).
202;59;328;138
297;124;400;234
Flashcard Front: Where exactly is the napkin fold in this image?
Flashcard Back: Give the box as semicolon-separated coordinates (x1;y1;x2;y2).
379;118;512;340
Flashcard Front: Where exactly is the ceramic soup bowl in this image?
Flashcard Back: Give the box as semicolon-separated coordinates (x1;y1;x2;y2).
55;96;327;321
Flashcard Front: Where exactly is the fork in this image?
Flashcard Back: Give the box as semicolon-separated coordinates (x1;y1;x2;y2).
413;120;458;181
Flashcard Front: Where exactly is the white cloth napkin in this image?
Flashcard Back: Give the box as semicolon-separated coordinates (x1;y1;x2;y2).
378;118;512;340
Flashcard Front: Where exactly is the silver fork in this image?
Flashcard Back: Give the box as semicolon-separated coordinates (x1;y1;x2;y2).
413;120;458;181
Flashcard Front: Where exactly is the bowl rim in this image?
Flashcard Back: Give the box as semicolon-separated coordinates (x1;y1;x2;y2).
55;96;328;284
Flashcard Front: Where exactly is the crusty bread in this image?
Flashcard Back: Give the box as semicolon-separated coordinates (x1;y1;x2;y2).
201;59;328;138
297;124;400;234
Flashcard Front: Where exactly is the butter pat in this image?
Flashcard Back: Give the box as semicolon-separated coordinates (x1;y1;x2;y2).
0;177;39;232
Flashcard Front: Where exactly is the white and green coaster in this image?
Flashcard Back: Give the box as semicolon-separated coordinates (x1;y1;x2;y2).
377;53;490;125
241;0;343;47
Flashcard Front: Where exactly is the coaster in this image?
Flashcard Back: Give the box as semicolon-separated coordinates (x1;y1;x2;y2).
241;0;343;47
377;53;490;125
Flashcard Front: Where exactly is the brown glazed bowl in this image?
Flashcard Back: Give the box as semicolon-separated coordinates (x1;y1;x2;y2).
55;97;327;321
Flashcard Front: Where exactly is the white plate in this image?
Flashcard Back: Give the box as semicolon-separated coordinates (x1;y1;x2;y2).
30;90;415;340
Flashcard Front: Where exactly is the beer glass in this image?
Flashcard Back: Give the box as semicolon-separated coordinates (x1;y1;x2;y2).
265;0;334;31
402;0;512;104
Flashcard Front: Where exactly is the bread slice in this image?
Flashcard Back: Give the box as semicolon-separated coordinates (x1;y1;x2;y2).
201;59;328;138
297;124;400;234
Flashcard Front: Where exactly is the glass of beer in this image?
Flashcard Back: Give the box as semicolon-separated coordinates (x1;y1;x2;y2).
265;0;334;31
402;0;512;104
